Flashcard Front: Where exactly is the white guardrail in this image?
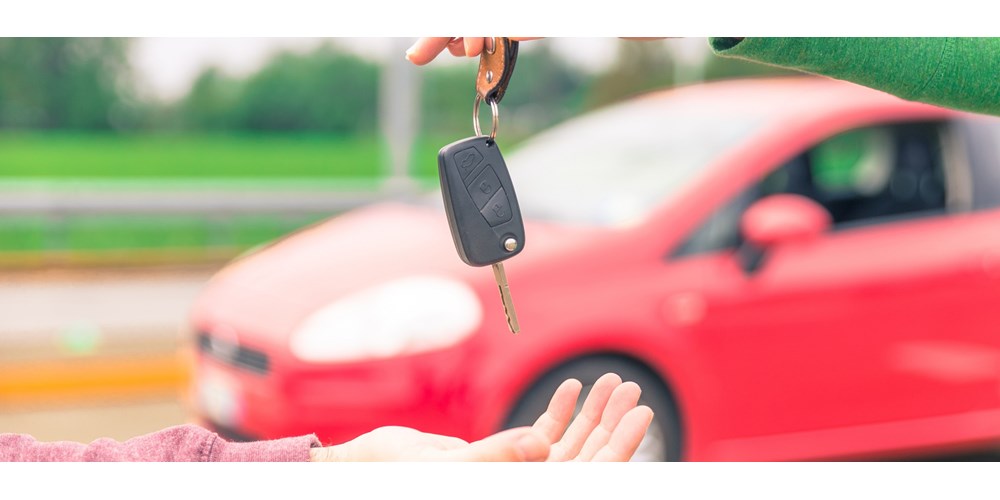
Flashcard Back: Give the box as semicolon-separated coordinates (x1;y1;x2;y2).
0;178;429;216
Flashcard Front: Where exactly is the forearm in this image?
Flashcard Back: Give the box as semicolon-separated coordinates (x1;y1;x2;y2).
711;37;1000;116
1;424;319;462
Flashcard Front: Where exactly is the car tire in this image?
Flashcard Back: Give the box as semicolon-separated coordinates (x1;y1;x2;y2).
503;355;683;461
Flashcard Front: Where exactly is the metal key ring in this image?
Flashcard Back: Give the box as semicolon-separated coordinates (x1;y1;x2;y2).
473;94;499;141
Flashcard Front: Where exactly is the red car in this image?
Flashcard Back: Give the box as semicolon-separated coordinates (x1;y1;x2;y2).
190;77;1000;461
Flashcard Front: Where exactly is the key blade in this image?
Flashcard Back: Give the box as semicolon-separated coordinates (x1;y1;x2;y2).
491;262;520;334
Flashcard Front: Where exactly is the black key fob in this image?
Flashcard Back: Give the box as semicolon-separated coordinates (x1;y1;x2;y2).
438;136;525;267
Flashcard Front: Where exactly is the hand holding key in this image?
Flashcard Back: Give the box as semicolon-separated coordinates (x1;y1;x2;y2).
406;37;542;65
405;37;672;66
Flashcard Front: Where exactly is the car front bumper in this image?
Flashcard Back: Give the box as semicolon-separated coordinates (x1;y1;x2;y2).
192;348;484;446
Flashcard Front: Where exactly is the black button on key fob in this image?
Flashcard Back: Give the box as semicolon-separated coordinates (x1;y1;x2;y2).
438;136;524;267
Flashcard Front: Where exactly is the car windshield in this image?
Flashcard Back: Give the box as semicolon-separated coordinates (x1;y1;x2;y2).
420;93;765;228
506;96;764;227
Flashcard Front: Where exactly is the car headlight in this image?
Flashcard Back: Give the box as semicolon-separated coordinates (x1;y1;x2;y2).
290;276;483;362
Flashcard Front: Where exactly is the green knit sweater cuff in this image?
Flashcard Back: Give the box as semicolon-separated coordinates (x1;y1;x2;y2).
707;37;1000;117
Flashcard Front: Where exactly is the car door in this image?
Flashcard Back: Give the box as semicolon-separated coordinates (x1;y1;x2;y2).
664;120;1000;453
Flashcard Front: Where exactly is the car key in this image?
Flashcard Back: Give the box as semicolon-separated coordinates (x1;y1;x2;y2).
439;136;524;332
438;37;523;333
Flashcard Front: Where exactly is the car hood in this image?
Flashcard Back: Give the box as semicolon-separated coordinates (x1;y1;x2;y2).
190;202;598;344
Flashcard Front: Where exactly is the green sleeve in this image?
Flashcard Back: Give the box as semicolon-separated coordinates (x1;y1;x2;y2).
709;37;1000;116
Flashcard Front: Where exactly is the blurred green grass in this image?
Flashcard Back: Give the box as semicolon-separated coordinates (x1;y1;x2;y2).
0;132;445;179
0;133;450;261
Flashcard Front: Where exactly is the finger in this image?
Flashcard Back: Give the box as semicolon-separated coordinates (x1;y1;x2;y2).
405;37;454;65
464;37;486;58
575;381;642;461
439;427;550;462
548;373;622;461
446;37;467;57
406;37;546;65
590;406;655;462
531;378;583;444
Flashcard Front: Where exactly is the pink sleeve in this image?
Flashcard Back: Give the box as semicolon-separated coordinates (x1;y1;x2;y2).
0;424;320;462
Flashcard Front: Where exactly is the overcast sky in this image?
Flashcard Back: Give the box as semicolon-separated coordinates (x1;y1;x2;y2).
128;38;709;101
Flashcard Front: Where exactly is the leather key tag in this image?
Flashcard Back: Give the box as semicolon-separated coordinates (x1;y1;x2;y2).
476;37;519;104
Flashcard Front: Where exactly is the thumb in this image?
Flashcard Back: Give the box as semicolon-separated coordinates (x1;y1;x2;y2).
440;428;550;462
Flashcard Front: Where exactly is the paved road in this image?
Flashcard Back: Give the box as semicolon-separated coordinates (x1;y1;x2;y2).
0;268;214;361
0;268;211;443
0;398;189;443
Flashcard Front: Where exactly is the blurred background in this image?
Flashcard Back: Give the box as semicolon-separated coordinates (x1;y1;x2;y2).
7;38;998;461
0;37;785;442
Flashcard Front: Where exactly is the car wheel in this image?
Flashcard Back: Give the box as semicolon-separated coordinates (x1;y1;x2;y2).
503;356;682;461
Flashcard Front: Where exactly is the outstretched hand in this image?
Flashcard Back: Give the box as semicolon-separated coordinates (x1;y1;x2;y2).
534;373;653;461
310;373;653;461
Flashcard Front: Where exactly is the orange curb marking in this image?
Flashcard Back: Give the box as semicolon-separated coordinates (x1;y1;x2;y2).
0;247;239;270
0;351;193;406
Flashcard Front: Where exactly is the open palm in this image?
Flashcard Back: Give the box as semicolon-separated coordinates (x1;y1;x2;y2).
312;373;653;462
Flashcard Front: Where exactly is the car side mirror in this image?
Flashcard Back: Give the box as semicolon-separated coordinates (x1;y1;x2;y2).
737;194;832;274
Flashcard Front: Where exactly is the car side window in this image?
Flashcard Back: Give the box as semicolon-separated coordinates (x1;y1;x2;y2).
672;121;953;259
957;118;1000;210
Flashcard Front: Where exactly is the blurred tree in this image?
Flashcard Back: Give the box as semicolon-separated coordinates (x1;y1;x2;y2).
584;39;675;109
175;42;379;133
419;40;589;142
177;68;243;130
498;42;590;140
232;43;378;133
0;38;132;129
419;60;476;138
0;38;799;136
